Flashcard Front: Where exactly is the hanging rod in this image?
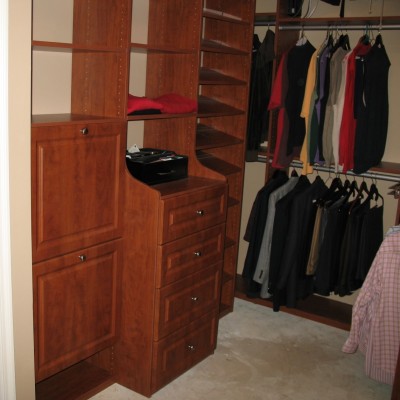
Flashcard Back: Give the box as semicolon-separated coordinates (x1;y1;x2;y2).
257;155;400;183
278;24;400;31
290;160;400;183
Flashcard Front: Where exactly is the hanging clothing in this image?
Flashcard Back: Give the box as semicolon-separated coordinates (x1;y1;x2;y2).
299;49;318;175
332;49;351;171
274;175;327;310
336;191;384;296
322;46;349;166
253;175;300;299
343;228;400;385
269;51;300;169
353;35;391;174
339;40;371;172
285;39;316;156
315;42;333;164
242;170;288;297
246;29;275;161
268;175;311;306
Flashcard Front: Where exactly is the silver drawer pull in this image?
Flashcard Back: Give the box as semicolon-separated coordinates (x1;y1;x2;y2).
191;296;199;302
78;254;87;262
80;127;89;135
187;344;195;351
194;251;202;257
196;210;204;216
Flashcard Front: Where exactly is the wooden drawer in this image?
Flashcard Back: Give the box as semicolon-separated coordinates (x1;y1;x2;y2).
154;263;221;340
152;312;218;393
156;224;225;287
158;185;227;244
33;240;121;382
31;122;125;262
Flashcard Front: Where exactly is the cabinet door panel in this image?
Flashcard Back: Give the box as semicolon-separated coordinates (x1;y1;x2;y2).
154;264;221;340
159;185;227;243
32;122;124;262
156;224;225;287
33;240;121;382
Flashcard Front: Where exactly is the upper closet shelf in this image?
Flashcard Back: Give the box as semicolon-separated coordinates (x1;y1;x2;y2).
201;39;248;55
203;9;251;25
199;68;246;85
254;13;276;26
130;42;196;54
32;41;125;52
197;96;244;118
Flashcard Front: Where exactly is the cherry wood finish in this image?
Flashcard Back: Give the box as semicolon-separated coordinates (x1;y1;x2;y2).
31;0;253;397
152;312;218;393
156;224;225;287
31;122;124;263
31;0;129;397
33;240;122;382
197;0;256;316
115;175;227;396
158;185;227;243
154;263;221;340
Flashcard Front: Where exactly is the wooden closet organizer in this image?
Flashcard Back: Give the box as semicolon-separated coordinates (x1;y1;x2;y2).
31;0;255;398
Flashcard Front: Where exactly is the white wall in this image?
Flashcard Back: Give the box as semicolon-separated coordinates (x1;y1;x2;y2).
9;0;36;398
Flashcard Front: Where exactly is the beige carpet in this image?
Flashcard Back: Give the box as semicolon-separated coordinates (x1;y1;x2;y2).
91;298;392;400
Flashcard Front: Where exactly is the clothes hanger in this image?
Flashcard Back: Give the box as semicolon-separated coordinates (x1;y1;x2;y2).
296;26;307;46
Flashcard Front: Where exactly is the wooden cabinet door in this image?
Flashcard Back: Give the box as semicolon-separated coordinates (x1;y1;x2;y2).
33;240;121;382
31;122;125;262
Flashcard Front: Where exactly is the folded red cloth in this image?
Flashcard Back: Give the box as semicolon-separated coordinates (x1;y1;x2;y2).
127;94;163;114
154;93;198;114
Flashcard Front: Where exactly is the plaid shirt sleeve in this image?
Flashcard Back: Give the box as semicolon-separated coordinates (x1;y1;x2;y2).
342;229;400;385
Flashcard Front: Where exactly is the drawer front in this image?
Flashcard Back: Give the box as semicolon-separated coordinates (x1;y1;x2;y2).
152;312;217;393
159;185;227;244
154;263;221;340
31;122;125;262
156;224;225;287
33;240;122;382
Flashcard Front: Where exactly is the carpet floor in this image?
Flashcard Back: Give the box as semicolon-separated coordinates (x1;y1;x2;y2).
91;298;392;400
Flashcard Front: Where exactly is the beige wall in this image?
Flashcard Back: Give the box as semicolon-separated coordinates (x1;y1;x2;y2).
9;0;36;398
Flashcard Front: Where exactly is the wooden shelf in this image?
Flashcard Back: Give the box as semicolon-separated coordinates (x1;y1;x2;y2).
35;361;113;400
130;42;196;54
254;12;276;26
197;152;242;176
196;124;243;150
32;40;124;52
127;112;196;121
202;9;251;25
31;114;121;126
199;67;247;85
201;39;248;55
197;96;244;118
152;176;225;198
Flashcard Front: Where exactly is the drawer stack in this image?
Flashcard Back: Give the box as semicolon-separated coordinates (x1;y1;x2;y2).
115;177;227;397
